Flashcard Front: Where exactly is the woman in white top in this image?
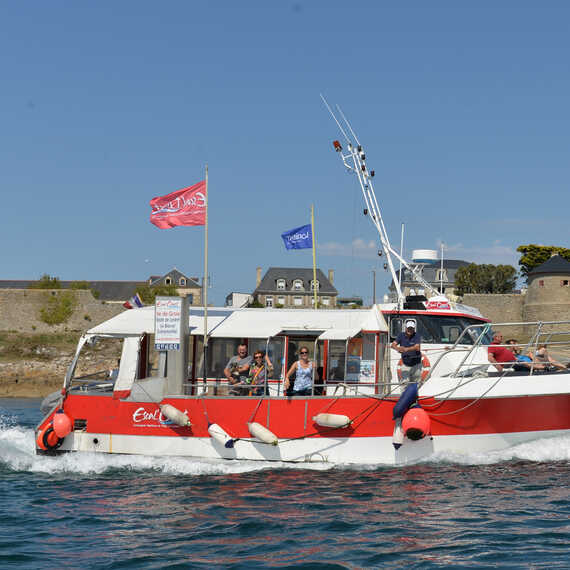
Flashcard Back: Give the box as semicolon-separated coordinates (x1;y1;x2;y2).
284;346;314;396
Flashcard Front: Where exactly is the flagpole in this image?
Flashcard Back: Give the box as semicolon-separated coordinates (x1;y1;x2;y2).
202;165;209;388
311;204;318;309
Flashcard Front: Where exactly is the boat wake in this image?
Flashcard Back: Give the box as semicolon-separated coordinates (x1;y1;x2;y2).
1;412;568;475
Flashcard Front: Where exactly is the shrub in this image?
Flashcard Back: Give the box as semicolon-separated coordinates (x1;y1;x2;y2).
29;274;61;289
39;291;77;325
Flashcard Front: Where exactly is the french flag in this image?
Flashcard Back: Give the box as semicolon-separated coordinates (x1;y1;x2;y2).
123;293;144;309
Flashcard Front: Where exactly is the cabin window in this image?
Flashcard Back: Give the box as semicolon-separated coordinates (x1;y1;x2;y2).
72;336;124;384
389;315;492;345
202;338;242;381
277;279;286;290
327;341;346;382
293;296;303;306
293;279;303;291
266;296;273;308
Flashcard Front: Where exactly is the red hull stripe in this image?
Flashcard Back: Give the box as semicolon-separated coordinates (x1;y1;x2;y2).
52;393;570;440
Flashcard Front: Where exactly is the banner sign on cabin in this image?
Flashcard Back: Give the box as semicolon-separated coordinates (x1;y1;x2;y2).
154;297;182;351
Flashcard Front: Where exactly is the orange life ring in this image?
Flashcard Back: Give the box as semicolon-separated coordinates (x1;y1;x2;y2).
36;426;64;451
396;354;431;382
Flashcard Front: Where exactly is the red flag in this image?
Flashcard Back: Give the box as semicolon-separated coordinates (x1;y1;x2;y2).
149;180;206;228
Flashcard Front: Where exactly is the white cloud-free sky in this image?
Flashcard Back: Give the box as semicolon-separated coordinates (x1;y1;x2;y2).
2;1;569;304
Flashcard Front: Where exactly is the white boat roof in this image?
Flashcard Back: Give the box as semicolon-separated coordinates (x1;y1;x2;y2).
87;306;387;338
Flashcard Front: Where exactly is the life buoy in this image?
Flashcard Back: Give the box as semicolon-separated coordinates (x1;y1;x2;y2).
396;354;431;382
36;426;64;451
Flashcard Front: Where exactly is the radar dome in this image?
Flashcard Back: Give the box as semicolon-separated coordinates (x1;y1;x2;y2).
412;249;438;264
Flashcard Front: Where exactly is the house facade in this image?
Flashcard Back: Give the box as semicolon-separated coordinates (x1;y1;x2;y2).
389;259;471;299
252;267;338;308
147;269;202;305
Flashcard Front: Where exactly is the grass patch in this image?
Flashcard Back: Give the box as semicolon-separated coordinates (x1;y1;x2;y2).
0;331;78;361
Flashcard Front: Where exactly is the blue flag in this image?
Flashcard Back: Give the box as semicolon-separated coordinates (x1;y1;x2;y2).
281;224;313;250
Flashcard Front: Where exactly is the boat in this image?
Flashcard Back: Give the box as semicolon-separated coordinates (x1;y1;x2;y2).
35;105;570;464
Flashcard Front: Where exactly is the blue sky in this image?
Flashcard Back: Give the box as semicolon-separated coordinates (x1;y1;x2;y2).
2;1;569;305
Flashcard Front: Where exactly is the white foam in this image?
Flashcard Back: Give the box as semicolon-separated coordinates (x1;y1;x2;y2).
422;434;570;465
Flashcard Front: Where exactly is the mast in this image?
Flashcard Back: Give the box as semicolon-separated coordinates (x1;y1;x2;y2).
202;165;209;385
311;204;318;309
322;96;442;308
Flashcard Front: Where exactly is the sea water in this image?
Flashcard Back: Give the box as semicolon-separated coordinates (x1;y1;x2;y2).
1;398;568;569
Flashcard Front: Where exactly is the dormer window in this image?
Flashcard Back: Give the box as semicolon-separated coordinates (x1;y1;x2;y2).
277;279;286;290
179;278;186;286
310;280;319;291
293;279;303;291
435;269;448;282
165;277;172;285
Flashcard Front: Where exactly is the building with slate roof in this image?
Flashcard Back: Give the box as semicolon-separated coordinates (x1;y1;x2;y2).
388;259;471;298
523;254;570;322
0;269;202;305
252;267;338;308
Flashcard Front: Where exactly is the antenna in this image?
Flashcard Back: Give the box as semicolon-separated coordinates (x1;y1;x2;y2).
324;99;441;308
320;94;350;143
335;104;361;147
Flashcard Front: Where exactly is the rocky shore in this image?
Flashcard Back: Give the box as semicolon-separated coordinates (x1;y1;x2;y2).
0;359;68;398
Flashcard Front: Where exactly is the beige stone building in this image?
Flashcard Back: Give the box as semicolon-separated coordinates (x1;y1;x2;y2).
252;267;338;308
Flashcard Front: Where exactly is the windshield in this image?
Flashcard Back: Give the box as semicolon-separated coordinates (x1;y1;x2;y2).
389;315;492;345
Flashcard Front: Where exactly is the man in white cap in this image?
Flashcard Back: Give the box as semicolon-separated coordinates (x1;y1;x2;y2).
391;319;422;383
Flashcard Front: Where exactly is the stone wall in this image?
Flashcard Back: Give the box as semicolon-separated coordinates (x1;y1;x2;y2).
462;293;525;338
0;289;124;333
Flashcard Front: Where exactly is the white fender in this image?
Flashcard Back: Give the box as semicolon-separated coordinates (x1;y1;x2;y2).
208;423;235;449
392;417;404;450
247;422;278;446
312;413;350;428
160;404;191;427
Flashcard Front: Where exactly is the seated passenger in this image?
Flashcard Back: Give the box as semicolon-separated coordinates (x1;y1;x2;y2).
284;346;314;396
488;332;517;373
224;344;253;395
528;344;567;371
506;339;544;372
247;351;273;396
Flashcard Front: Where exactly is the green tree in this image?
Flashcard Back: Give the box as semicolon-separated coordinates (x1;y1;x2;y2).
29;274;61;289
454;263;517;295
517;244;570;280
135;284;180;305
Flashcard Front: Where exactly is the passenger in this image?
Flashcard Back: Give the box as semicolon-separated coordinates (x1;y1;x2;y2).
506;339;544;372
488;332;517;373
284;346;314;396
108;359;120;382
224;344;253;395
391;319;422;383
528;344;567;371
247;351;273;396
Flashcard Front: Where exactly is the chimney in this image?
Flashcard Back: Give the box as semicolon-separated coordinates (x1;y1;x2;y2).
256;267;262;287
328;269;334;285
